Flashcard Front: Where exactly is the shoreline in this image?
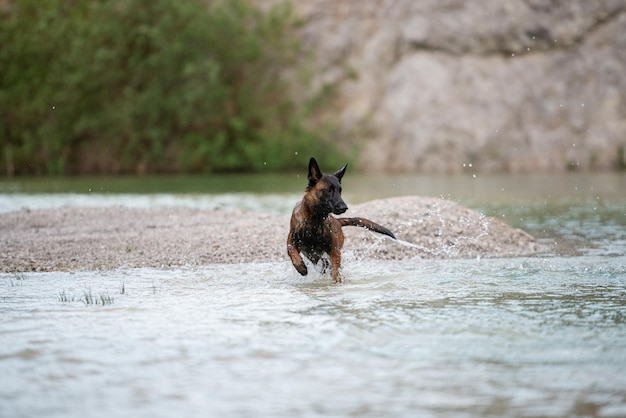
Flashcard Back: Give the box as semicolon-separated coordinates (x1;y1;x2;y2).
1;196;540;273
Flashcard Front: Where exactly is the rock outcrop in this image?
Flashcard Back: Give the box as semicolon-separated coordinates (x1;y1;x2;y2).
286;0;626;173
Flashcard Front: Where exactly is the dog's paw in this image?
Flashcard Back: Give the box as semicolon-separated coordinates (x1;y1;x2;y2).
295;263;308;276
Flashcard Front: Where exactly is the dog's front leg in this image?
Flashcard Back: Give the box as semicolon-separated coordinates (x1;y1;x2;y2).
287;234;308;276
330;248;342;283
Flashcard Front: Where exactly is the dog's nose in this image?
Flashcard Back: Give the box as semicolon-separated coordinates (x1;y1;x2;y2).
334;202;348;214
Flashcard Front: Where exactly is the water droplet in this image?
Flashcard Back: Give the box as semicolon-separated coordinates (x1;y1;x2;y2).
511;53;515;57
581;103;585;107
472;174;477;179
294;151;298;156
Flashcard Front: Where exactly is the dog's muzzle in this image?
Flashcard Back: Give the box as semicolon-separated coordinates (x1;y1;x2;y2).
333;202;348;215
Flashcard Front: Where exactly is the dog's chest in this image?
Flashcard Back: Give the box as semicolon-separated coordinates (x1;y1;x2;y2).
293;219;337;256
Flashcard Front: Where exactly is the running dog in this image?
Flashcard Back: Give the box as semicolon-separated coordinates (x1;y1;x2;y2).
287;157;395;283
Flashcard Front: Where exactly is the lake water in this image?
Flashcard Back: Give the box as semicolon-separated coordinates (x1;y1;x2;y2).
1;174;625;417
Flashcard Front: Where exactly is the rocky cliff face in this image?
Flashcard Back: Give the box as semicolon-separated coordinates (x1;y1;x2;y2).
288;0;626;173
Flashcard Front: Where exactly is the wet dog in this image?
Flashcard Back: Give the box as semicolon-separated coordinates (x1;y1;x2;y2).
287;157;395;283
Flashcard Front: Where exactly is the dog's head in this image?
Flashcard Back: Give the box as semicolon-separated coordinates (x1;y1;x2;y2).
306;157;348;216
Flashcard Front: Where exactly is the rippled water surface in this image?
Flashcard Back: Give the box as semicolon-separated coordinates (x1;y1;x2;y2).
2;257;625;418
1;174;625;417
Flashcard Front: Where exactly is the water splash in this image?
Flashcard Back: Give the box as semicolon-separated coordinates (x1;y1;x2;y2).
347;201;493;260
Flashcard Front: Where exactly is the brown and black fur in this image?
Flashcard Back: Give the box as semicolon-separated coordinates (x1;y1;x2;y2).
287;158;396;283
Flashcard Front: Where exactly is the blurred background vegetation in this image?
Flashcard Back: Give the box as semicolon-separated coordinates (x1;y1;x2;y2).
0;0;346;176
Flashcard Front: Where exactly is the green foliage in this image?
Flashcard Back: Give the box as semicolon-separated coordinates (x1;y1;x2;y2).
0;0;344;175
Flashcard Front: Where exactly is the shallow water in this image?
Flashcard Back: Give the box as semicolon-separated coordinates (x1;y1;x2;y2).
1;174;625;417
2;257;625;417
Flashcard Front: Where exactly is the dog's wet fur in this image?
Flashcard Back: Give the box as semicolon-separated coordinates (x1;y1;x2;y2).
287;158;396;283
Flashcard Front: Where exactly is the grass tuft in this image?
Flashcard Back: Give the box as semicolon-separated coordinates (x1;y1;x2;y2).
81;289;114;306
58;288;114;305
58;290;75;302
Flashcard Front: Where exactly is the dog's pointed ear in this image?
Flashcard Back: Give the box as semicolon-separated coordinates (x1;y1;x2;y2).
333;163;348;182
308;157;323;187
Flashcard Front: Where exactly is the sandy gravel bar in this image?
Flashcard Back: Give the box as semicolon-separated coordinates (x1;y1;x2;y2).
1;196;539;272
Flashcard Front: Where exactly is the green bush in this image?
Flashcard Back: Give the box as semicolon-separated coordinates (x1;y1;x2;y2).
0;0;344;175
